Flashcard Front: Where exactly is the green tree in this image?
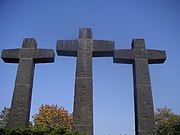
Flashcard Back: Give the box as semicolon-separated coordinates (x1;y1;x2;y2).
33;104;73;130
0;107;10;127
155;106;180;135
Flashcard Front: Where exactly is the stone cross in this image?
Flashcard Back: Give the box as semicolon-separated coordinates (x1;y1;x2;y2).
56;28;114;135
1;38;55;128
113;39;166;135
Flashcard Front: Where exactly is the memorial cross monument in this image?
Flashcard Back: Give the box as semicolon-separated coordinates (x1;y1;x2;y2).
1;38;55;128
56;28;114;135
113;39;166;135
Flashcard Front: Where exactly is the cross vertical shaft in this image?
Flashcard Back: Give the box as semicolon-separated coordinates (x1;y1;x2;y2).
9;58;35;128
133;59;155;135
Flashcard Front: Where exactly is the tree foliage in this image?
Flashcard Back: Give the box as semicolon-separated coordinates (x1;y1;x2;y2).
155;106;180;135
0;107;10;127
33;104;73;130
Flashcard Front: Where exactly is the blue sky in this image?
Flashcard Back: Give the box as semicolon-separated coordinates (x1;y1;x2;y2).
0;0;180;134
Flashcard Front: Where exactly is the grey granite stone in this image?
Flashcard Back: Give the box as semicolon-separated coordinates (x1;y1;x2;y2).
1;49;20;63
113;39;166;135
1;38;55;128
56;40;78;56
34;49;54;63
76;52;92;77
79;28;92;39
15;59;35;85
73;78;93;125
93;40;114;57
22;38;37;48
9;83;33;128
56;28;115;135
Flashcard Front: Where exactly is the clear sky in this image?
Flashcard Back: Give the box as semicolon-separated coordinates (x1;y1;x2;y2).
0;0;180;134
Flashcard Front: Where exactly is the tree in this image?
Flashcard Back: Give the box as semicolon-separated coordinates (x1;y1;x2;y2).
0;107;10;127
155;106;180;135
33;104;73;130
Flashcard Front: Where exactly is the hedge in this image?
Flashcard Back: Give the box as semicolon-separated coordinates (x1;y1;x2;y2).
0;127;86;135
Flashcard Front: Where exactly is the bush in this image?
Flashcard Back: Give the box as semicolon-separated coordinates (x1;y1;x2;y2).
0;127;85;135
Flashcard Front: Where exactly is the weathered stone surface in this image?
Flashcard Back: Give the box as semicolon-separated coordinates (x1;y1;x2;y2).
56;40;78;56
15;59;35;85
9;83;33;128
113;39;166;135
79;28;92;39
114;50;133;64
76;52;92;77
93;40;114;57
147;50;166;64
133;60;151;85
73;78;93;125
1;38;55;128
131;39;146;49
56;28;115;135
22;38;37;48
34;49;55;63
1;49;20;63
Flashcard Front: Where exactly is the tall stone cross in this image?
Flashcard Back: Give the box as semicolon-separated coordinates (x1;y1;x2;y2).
56;28;114;135
1;38;55;128
114;39;166;135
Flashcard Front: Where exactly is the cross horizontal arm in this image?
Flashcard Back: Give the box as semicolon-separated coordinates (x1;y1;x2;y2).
56;40;78;56
33;49;55;63
147;49;166;64
113;49;134;64
93;40;115;57
114;49;166;64
1;49;21;63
